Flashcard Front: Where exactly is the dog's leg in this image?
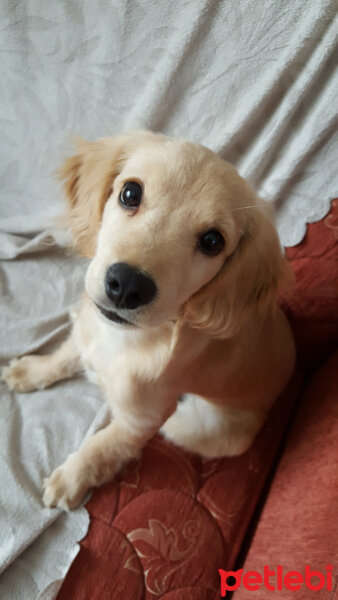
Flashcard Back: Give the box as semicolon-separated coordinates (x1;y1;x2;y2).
161;394;265;457
43;381;176;510
1;335;82;392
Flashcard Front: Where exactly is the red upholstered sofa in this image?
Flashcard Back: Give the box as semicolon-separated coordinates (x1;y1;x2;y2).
57;201;338;600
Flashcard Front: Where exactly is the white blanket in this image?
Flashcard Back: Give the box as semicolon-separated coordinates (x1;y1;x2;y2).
0;1;337;597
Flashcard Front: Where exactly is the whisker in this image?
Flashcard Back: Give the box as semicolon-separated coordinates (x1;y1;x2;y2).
230;205;261;212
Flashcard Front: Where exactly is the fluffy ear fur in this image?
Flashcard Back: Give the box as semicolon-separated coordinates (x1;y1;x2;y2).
59;131;158;257
183;202;292;339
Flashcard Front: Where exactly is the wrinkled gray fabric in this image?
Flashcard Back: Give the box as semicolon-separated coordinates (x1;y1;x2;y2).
1;1;337;247
0;228;111;598
0;0;337;597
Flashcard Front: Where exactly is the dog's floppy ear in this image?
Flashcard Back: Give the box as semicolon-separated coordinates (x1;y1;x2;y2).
183;202;291;338
59;131;157;257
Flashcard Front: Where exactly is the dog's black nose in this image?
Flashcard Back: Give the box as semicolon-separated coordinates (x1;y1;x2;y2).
105;262;157;310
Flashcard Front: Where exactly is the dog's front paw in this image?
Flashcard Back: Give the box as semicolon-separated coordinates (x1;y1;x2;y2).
43;458;89;510
1;356;49;392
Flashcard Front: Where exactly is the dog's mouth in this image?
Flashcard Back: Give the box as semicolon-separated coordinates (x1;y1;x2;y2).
95;303;132;325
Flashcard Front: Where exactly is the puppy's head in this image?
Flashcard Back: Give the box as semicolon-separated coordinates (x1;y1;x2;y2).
60;131;290;336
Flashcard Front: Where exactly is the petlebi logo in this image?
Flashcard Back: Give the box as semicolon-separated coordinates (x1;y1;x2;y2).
218;564;334;596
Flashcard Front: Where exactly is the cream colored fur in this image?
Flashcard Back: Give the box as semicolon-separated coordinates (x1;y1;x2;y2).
2;131;295;510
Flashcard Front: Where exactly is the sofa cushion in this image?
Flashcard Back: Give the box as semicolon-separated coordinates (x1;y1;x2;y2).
234;351;338;600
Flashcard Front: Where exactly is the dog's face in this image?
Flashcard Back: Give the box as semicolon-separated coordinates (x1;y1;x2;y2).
61;131;289;337
85;139;247;328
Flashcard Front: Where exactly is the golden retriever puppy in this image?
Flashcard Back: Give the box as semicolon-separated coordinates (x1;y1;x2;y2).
2;131;295;510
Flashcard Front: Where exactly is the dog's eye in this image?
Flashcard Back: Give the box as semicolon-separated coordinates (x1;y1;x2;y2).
198;229;225;256
119;182;142;209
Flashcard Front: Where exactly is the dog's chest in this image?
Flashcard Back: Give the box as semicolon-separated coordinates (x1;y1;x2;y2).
71;303;132;386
